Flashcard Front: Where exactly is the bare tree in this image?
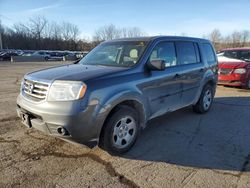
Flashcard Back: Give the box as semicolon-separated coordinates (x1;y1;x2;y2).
209;29;222;43
0;20;3;49
61;22;80;41
26;16;48;48
121;27;145;38
61;22;71;41
93;24;146;41
120;27;128;38
230;31;242;47
222;35;232;48
13;22;31;37
205;29;223;50
241;30;250;47
70;24;80;41
93;24;120;41
46;21;62;40
0;20;4;34
29;16;48;39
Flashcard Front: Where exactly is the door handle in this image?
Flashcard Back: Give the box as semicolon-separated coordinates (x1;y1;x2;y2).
174;73;181;79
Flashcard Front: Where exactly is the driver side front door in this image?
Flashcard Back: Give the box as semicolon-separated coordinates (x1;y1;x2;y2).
141;41;183;119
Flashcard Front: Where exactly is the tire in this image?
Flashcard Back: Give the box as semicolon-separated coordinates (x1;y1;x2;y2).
99;105;140;155
193;84;214;114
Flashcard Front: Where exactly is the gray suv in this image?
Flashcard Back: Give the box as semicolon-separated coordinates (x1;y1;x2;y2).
17;36;218;154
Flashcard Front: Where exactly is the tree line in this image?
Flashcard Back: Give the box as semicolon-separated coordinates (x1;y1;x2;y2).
0;17;145;51
206;29;250;51
0;16;250;52
0;17;94;51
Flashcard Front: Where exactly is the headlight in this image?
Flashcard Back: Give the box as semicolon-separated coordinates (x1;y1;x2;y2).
48;80;87;101
234;68;246;74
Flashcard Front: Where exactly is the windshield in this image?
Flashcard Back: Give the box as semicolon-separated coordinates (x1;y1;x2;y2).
222;50;250;62
79;41;148;67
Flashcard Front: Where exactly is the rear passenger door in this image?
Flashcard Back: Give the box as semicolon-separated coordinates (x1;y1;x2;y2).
175;42;204;106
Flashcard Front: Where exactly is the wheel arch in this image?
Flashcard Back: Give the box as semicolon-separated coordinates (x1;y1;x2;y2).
193;70;217;105
98;97;147;147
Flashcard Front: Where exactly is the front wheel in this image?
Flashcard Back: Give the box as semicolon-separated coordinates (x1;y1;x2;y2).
193;84;214;114
99;106;139;155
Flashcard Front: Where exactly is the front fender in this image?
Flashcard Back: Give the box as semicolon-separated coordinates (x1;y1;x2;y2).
92;89;150;140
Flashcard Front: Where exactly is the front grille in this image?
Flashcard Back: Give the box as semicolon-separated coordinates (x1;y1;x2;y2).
23;79;49;102
219;68;233;75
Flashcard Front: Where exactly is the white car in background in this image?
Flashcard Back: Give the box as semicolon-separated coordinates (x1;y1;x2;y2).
31;51;51;61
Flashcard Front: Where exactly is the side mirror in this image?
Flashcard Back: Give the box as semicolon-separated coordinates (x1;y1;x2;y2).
147;60;165;71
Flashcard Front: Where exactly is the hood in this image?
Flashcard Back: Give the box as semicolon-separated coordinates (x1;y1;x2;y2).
218;61;249;69
218;56;248;69
217;56;244;63
26;64;127;81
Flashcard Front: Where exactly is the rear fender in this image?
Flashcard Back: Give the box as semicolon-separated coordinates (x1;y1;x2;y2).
193;69;217;104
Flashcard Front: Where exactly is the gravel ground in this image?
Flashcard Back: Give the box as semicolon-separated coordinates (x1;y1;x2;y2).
0;61;250;188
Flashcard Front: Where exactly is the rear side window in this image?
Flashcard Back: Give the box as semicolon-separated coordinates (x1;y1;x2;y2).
176;42;198;65
238;51;250;61
202;43;216;64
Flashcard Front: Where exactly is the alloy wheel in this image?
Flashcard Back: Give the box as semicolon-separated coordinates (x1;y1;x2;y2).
112;116;137;149
203;89;212;111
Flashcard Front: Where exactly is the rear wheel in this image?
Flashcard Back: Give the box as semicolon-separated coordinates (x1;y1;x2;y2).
99;105;139;155
193;84;214;114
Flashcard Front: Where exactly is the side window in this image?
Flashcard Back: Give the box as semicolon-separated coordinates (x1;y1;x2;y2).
240;51;250;61
224;51;237;59
202;43;216;64
176;42;198;65
149;42;177;67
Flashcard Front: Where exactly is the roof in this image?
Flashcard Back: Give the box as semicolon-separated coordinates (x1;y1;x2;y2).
103;36;210;43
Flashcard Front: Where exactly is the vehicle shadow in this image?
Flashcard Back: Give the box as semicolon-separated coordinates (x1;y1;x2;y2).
124;96;250;172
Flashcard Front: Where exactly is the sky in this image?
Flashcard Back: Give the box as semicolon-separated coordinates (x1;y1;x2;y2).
0;0;250;39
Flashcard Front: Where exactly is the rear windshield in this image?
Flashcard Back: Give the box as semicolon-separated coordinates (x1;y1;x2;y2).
79;41;148;67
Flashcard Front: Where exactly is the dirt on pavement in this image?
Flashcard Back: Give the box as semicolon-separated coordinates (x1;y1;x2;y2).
0;61;250;188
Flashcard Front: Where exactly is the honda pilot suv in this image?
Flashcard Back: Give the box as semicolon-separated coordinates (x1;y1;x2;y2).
17;36;218;154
